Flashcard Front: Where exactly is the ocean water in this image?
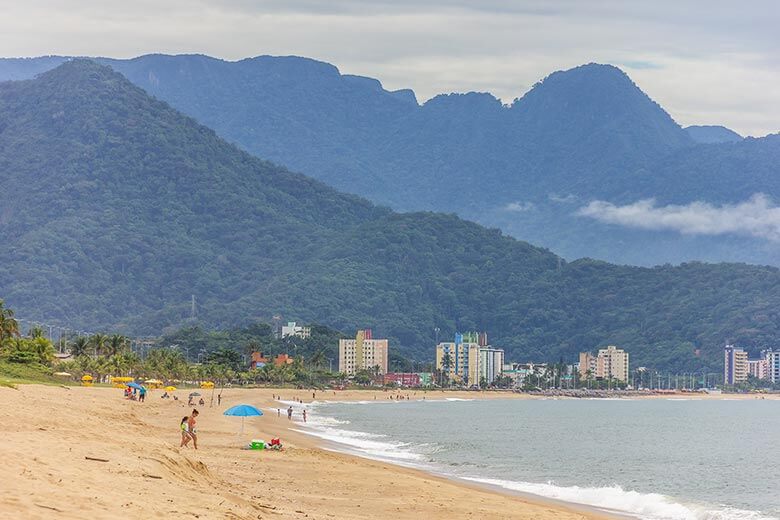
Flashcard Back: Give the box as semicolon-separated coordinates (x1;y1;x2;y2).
288;397;780;520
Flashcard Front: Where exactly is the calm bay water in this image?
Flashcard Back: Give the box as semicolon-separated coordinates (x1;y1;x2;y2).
291;397;780;520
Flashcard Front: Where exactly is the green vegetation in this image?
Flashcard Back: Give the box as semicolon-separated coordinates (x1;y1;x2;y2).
4;54;777;265
2;61;780;373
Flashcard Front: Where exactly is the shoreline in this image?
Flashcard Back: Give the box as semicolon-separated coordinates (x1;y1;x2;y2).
0;384;617;520
2;384;775;519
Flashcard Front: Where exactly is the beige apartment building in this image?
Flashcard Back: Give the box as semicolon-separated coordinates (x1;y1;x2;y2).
578;352;596;377
596;346;629;382
724;345;748;385
579;346;629;382
339;329;389;375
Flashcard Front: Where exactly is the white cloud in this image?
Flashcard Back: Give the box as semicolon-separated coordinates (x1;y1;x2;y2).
577;194;780;241
548;193;579;204
504;201;536;212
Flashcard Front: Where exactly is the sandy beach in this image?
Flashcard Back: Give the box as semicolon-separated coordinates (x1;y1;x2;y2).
1;385;775;519
0;385;619;520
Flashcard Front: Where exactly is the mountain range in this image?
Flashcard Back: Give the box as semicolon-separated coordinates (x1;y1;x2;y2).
1;60;780;371
2;54;777;266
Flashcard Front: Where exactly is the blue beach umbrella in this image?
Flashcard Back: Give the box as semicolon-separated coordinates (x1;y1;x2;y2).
223;404;264;435
126;382;143;390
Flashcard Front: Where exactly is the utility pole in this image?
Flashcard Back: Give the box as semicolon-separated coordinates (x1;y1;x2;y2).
191;295;196;321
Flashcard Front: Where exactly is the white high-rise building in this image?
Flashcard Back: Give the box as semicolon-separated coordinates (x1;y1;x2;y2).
281;321;311;339
762;349;780;383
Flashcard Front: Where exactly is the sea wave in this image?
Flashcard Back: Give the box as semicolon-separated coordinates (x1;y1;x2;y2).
292;425;425;462
462;478;777;520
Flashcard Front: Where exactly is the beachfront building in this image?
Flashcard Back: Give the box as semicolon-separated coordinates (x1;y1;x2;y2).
502;362;546;388
383;372;433;387
578;346;629;382
759;349;780;383
596;346;629;382
435;334;475;384
724;345;748;385
746;358;768;380
435;332;504;387
339;329;389;375
578;352;596;378
281;321;311;339
250;352;296;369
478;347;505;386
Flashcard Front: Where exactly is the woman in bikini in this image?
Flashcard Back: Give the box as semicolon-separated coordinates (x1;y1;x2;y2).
187;409;199;450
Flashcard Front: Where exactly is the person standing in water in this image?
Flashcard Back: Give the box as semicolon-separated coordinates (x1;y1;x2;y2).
188;409;199;449
287;406;293;420
302;409;307;423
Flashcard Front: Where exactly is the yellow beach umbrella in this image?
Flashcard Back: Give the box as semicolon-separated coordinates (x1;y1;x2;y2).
165;386;177;392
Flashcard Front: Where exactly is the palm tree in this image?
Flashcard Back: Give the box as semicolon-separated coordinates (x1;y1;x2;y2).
29;325;45;339
309;349;326;370
440;351;453;387
69;336;90;357
0;299;20;345
105;334;128;357
89;333;108;358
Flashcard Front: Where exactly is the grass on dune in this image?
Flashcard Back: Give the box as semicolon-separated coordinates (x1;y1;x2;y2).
0;361;72;387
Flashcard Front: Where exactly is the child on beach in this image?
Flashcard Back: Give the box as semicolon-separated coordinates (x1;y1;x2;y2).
180;416;191;447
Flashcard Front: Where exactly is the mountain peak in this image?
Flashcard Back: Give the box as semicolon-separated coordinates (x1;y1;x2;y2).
510;62;691;155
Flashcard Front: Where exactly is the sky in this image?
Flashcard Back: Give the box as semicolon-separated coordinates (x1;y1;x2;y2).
1;0;777;136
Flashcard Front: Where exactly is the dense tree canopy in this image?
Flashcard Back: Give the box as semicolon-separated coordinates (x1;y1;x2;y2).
1;61;780;372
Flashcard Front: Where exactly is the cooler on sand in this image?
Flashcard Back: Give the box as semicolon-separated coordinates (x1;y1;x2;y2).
251;439;265;450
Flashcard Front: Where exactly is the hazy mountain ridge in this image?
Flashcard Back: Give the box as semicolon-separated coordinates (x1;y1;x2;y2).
2;54;778;266
685;125;743;143
2;60;780;370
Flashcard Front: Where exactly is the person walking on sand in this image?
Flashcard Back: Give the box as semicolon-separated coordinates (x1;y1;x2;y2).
303;409;307;423
287;406;293;420
188;409;199;450
217;393;221;405
139;386;146;403
180;416;191;447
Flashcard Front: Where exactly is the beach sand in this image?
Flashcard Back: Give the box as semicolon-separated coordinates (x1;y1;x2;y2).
0;384;615;520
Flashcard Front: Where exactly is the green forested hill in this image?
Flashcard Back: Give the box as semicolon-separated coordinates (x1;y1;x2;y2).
3;55;779;266
2;60;780;371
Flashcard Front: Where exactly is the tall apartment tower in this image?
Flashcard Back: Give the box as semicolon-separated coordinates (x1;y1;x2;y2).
595;346;629;382
578;352;596;377
761;348;780;383
339;329;389;375
724;345;748;385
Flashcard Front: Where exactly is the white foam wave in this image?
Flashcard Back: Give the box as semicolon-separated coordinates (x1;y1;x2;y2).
305;415;351;427
462;478;777;520
292;426;424;462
